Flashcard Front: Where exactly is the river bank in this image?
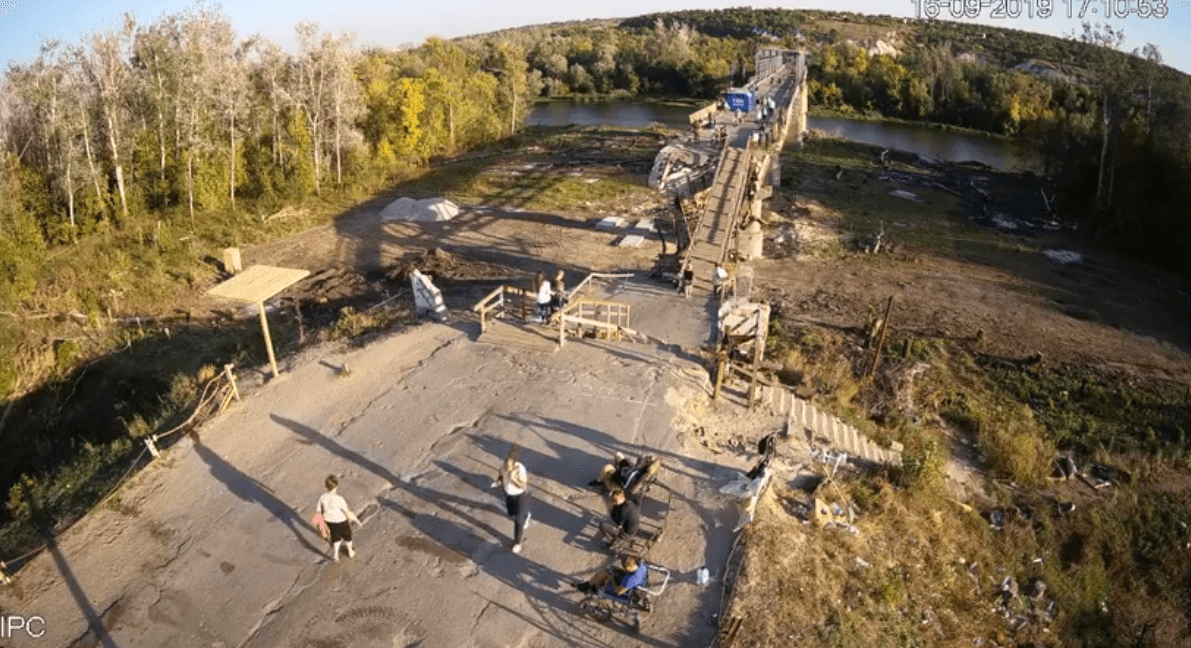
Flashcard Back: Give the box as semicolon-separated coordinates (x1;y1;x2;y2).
528;98;1036;171
808;105;1016;139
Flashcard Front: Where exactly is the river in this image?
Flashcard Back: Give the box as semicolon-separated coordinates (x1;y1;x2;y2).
526;100;1038;171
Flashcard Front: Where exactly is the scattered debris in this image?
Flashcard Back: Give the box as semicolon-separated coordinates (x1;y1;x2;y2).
615;235;646;248
969;178;994;202
857;222;886;254
1052;454;1078;480
720;467;773;531
1078;471;1113;490
825;521;860;535
890;189;922;203
1028;580;1047;601
766;223;799;259
990;213;1020;230
1040;188;1055;215
409;269;449;322
1042;249;1083;264
808;448;848;467
595;216;626;230
1089;463;1122;483
262;205;309;222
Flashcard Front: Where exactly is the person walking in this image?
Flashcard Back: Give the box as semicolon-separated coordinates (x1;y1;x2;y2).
316;475;361;562
712;264;729;299
492;445;532;553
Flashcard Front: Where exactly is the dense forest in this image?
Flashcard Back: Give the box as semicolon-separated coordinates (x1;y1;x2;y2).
1;4;1190;563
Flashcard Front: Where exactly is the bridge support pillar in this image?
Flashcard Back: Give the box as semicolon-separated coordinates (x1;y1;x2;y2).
792;76;808;147
739;220;764;261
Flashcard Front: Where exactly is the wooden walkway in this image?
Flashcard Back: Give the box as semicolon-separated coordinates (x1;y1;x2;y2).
676;56;807;298
683;147;752;297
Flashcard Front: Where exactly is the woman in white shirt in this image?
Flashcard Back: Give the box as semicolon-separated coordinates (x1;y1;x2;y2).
492;445;532;553
533;271;553;323
317;475;361;562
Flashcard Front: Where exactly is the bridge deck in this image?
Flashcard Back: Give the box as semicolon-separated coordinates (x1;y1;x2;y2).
679;59;806;297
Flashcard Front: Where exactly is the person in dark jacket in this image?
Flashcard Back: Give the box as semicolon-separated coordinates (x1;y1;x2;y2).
598;487;641;545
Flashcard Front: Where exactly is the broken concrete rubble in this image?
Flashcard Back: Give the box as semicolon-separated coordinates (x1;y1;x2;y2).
409;269;449;322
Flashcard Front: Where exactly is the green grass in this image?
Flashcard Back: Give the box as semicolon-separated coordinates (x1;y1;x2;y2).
757;303;1191;647
392;126;655;210
783;137;1040;259
985;364;1191;459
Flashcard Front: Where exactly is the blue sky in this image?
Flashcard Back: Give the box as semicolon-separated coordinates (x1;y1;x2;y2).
1;0;1188;73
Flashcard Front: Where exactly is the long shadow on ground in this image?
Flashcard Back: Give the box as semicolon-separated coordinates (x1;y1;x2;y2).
267;412;670;646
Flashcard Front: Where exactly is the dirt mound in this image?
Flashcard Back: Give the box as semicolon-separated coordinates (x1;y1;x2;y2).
385;248;461;282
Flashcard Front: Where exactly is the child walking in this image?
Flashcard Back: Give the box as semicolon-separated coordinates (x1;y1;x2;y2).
317;475;361;562
492;445;532;553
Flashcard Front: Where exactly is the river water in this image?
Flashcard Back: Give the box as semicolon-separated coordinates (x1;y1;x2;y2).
526;100;1037;171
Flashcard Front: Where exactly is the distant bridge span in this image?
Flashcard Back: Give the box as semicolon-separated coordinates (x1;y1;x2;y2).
650;48;809;297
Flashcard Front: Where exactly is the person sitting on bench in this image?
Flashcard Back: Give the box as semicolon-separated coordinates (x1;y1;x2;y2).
573;555;649;597
598;487;641;545
588;452;661;495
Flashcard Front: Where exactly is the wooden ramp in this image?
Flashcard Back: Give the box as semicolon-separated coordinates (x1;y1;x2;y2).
478;319;558;353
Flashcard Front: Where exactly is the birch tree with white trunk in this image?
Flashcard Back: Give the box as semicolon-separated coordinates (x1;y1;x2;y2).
78;14;137;220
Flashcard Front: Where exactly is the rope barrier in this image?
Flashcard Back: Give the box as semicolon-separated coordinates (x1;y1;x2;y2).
0;444;149;584
1;366;240;584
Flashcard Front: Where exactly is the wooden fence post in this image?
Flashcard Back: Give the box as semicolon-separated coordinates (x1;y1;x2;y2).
867;296;894;380
223;364;240;401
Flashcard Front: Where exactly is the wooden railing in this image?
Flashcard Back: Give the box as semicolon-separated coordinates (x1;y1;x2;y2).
472;284;532;333
557;298;632;347
566;272;634;302
472;273;636;340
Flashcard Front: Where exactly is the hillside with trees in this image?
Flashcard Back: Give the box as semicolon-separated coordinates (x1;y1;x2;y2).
510;9;1191;279
0;3;1189;597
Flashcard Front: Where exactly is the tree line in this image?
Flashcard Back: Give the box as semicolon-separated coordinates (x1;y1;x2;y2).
0;6;541;305
805;24;1189;278
464;18;755;99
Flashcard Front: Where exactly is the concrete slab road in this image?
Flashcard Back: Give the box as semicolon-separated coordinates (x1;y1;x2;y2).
1;321;743;648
